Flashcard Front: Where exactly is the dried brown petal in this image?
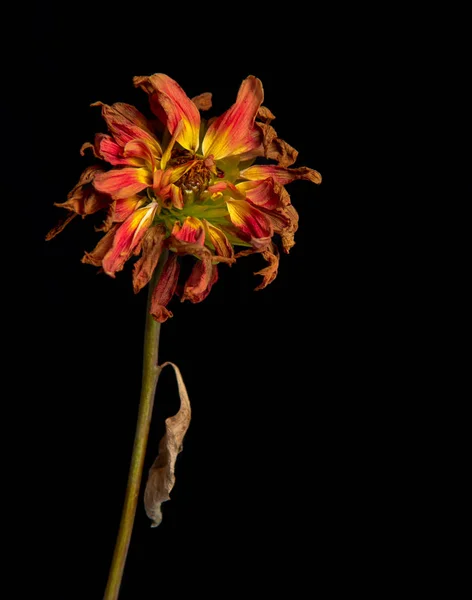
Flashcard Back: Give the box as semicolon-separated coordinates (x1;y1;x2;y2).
257;105;276;123
181;260;218;304
81;225;119;266
280;204;300;253
95;201;116;233
254;244;280;290
132;226;166;294
144;362;191;527
235;243;280;289
150;254;180;323
257;122;299;167
191;92;213;111
45;212;77;241
266;136;299;167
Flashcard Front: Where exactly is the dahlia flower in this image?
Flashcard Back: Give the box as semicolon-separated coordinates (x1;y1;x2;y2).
48;73;321;321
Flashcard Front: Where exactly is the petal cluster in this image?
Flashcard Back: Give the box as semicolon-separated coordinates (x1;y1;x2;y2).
48;73;321;321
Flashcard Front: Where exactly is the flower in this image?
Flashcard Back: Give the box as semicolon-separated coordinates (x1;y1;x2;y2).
47;74;321;322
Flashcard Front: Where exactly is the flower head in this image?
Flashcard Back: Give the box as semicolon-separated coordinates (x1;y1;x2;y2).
47;73;321;321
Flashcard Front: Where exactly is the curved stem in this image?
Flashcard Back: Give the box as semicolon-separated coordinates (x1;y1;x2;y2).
104;250;168;600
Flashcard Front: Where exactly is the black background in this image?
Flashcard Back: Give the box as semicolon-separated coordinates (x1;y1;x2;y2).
11;5;384;599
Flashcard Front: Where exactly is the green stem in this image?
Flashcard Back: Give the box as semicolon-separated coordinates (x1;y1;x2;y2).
104;250;168;600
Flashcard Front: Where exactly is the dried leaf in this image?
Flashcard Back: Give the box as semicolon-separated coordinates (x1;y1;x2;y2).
144;362;191;527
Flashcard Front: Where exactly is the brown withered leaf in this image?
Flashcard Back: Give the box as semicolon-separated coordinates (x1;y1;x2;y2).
144;362;191;527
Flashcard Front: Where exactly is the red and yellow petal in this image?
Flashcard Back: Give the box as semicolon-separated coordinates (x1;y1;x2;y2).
160;120;183;170
170;184;184;209
133;73;201;152
202;76;264;160
92;102;161;155
94;167;152;199
150;253;180;323
226;199;272;245
172;216;205;245
236;178;279;210
114;195;145;222
89;134;135;166
102;203;157;276
202;220;234;259
207;180;245;199
123;139;156;171
240;165;322;185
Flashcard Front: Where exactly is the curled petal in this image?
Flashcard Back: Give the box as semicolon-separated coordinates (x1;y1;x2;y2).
150;253;180;323
91;101;161;155
81;225;119;266
240;165;322;185
279;204;299;253
54;166;110;216
133;225;167;293
257;106;276;123
80;141;100;159
167;236;233;266
202;76;264;160
249;117;298;166
84;134;136;166
259;205;291;232
226;199;272;245
123;139;156;171
235;243;279;290
192;92;213;111
102;203;157;276
254;244;280;290
264;134;299;167
238;105;298;165
236;178;279;210
94;167;152;199
134;73;201;152
47;166;111;239
173;216;205;245
257;122;298;167
203;220;234;259
182;259;217;304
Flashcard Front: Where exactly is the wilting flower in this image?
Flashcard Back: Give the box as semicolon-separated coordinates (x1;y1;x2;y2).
47;74;321;321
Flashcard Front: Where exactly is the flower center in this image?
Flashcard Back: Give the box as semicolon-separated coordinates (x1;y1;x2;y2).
169;150;218;194
177;161;212;193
